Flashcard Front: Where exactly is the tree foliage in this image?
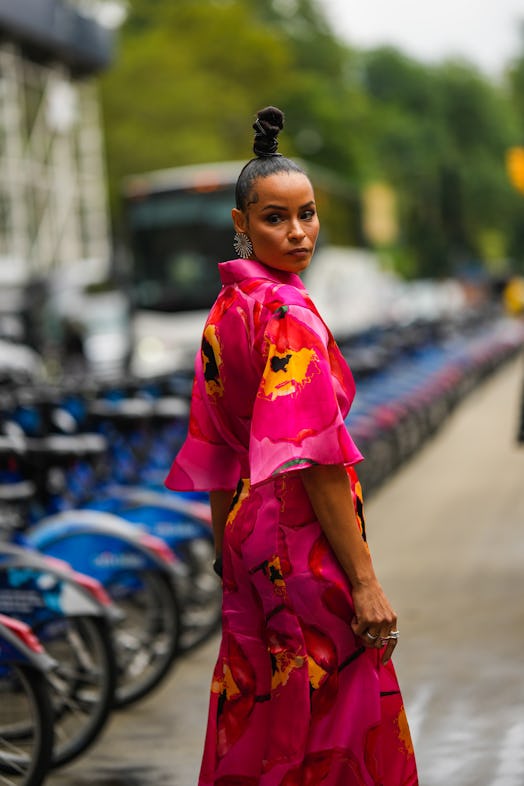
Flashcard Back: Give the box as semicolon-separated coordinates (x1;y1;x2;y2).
100;0;524;276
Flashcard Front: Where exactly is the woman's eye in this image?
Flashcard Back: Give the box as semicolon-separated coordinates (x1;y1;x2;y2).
266;214;283;224
301;210;316;220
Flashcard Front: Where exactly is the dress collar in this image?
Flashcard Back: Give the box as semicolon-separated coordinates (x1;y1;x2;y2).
219;258;304;290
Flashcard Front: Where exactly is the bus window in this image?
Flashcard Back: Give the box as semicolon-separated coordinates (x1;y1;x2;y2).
125;184;234;311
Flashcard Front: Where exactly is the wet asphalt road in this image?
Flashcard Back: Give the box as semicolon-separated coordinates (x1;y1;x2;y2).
48;353;524;786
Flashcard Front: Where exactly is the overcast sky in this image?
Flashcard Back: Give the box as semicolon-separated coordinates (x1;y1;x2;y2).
319;0;523;77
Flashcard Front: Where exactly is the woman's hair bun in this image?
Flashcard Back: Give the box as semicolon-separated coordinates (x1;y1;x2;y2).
252;106;284;158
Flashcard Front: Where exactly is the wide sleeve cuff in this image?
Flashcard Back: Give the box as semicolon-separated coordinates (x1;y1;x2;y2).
164;436;241;491
249;415;363;487
164;373;241;492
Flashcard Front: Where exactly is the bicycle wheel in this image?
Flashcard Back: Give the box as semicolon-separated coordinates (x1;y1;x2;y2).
0;664;54;786
108;570;180;708
34;616;116;768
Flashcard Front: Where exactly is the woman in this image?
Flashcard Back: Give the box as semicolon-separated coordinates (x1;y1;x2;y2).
166;107;418;786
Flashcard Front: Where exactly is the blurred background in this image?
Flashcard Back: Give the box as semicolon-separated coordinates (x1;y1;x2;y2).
1;0;524;381
0;4;523;786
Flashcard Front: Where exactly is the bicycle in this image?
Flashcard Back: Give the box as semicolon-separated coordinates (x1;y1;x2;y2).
0;612;55;786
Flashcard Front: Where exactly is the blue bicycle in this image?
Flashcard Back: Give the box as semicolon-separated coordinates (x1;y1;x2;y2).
0;613;55;786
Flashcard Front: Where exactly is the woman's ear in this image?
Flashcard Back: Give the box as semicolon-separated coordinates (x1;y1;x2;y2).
231;208;248;235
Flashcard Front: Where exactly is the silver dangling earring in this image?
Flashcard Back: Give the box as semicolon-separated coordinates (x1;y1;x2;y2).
233;232;253;259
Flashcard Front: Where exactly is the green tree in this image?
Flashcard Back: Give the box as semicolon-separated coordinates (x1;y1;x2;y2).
99;0;524;277
100;0;292;216
505;23;524;269
360;47;521;276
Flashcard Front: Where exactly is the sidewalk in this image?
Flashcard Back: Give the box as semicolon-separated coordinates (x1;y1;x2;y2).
365;351;524;786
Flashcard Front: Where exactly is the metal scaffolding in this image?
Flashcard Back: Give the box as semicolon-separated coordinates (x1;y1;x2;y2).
0;42;110;288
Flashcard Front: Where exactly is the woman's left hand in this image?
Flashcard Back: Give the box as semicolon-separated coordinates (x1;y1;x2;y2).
350;578;399;664
300;464;400;665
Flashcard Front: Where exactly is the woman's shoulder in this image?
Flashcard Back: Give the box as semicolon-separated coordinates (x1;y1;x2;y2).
238;277;313;315
218;259;313;314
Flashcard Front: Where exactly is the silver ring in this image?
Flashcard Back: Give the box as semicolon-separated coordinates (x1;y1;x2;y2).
381;631;399;642
365;630;379;641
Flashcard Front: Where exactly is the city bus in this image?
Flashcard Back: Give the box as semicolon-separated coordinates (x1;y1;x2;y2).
121;160;391;376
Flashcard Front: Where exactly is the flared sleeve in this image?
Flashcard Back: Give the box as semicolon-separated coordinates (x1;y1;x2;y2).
164;364;241;492
249;302;363;486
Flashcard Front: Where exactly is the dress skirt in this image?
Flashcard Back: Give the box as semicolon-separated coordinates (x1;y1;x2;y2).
198;468;418;786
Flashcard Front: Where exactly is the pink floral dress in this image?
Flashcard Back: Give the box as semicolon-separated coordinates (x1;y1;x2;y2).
166;258;418;786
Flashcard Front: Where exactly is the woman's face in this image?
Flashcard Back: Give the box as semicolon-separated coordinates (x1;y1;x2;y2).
232;171;320;274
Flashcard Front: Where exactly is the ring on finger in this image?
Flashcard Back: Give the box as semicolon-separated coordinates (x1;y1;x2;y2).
365;630;379;641
380;631;400;645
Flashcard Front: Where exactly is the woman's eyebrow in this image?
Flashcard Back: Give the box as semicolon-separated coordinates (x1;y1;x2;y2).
260;200;315;211
260;203;287;211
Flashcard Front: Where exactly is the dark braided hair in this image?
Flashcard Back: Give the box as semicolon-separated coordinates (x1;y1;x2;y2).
235;106;307;211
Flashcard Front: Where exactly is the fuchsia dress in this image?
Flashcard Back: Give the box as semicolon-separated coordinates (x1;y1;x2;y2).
166;258;418;786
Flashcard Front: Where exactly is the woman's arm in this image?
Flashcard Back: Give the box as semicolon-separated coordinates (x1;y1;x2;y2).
301;463;398;663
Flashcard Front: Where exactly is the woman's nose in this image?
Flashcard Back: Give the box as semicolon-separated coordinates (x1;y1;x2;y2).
288;220;305;240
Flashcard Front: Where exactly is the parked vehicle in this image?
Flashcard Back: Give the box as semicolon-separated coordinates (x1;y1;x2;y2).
0;613;55;786
10;382;220;657
0;436;118;764
0;537;118;767
27;509;184;708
